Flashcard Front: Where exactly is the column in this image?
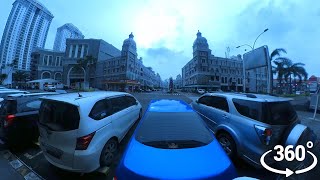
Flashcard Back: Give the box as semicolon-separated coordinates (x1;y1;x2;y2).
80;45;84;58
74;45;79;58
69;45;73;58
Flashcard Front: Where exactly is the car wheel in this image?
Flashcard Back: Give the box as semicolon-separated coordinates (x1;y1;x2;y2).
100;139;118;166
217;132;237;159
138;109;142;120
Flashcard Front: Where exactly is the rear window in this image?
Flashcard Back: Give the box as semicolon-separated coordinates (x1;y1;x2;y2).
233;98;297;125
135;112;213;149
0;100;17;114
267;101;297;125
233;98;263;122
39;100;80;131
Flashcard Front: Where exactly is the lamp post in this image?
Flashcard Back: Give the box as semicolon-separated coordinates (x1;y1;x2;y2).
236;28;269;93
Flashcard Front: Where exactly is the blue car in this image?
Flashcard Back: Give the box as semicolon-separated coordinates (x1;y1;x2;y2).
116;99;237;180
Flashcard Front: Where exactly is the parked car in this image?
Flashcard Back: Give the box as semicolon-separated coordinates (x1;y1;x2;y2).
116;99;237;180
38;91;142;173
0;90;29;103
0;92;60;147
197;89;205;94
44;84;56;91
191;93;313;168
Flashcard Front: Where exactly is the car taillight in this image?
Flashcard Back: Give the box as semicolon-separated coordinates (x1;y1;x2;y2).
4;114;15;128
76;132;95;150
254;125;272;146
113;177;117;180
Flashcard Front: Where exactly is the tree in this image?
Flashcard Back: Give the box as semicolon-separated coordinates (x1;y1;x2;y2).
0;74;7;84
13;70;29;85
269;49;293;93
74;55;97;88
283;62;308;94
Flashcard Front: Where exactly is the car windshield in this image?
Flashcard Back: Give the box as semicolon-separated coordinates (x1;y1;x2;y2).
39;100;80;131
136;112;213;149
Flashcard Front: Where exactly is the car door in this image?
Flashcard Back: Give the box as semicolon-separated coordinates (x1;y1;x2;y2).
206;96;230;129
124;96;139;126
192;95;217;130
109;96;131;140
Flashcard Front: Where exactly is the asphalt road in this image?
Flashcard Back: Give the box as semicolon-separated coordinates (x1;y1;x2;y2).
3;91;320;180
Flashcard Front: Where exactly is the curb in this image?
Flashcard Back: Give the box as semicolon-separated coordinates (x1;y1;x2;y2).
0;150;44;180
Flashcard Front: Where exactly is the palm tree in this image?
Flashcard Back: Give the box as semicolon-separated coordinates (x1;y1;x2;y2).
74;55;97;89
283;62;308;94
269;48;293;93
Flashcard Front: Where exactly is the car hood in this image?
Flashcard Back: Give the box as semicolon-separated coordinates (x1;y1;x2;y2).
117;138;237;180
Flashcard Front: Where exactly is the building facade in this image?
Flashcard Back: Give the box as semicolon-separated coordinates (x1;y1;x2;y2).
62;33;161;91
30;48;64;81
94;33;161;91
182;31;244;92
62;38;121;89
0;0;53;71
53;23;84;52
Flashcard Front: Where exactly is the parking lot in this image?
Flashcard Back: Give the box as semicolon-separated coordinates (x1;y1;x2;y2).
0;91;320;180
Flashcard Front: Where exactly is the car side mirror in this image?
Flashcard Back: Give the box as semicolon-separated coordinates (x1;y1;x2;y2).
195;99;199;103
135;101;139;105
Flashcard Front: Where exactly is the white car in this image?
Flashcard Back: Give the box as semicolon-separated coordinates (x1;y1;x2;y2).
44;85;56;91
38;91;142;173
197;89;205;94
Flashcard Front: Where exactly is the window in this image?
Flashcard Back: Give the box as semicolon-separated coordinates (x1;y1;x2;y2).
89;99;112;120
48;55;53;66
208;96;229;112
39;100;80;131
43;55;48;65
20;100;42;112
110;96;127;114
233;98;262;121
135;112;213;149
198;96;211;106
125;96;137;107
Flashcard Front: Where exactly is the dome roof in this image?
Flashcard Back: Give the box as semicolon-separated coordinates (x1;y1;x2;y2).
123;32;136;47
193;30;208;47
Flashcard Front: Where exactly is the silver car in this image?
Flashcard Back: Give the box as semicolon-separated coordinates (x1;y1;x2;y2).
191;93;310;168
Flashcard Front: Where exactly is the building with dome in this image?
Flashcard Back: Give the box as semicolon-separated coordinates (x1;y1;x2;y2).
61;33;161;91
182;31;244;92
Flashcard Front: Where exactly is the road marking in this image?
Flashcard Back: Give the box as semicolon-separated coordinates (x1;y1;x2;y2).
1;150;13;159
24;172;42;180
16;165;30;176
1;149;45;180
97;166;110;175
9;159;23;169
23;151;43;159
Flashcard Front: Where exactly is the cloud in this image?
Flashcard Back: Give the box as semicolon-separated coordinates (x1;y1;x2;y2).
140;47;188;79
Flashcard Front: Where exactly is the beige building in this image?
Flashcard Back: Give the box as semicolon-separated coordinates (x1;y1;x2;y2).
182;31;244;92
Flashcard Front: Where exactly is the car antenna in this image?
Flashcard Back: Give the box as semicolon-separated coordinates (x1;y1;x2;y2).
78;92;82;97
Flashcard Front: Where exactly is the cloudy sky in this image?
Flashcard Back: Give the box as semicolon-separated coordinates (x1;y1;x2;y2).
0;0;319;80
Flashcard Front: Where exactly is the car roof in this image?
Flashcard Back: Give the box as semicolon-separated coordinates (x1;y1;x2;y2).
204;92;292;102
7;92;59;98
0;90;28;94
40;91;130;106
148;99;193;112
